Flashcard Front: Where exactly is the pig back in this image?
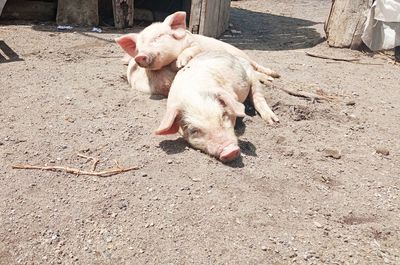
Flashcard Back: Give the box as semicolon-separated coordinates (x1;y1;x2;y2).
172;51;251;102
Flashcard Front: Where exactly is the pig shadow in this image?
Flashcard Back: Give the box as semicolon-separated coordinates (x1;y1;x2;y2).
220;7;325;51
224;156;245;168
158;137;252;168
238;140;257;157
158;137;187;155
0;41;24;64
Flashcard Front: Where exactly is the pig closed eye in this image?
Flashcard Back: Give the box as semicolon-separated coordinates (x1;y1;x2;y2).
188;127;202;136
154;34;165;41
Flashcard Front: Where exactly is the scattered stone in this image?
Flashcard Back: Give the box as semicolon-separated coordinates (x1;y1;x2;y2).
276;136;286;144
141;172;148;177
323;148;341;159
376;147;389;156
167;159;173;164
313;221;323;228
346;100;356;106
261;245;268;251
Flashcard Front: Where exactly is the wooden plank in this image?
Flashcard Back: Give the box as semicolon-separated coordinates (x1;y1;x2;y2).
198;0;231;37
324;0;369;48
57;0;98;26
217;0;230;37
112;0;134;29
188;0;203;33
199;0;207;35
200;0;221;37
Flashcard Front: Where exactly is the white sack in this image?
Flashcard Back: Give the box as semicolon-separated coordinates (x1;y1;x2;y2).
362;0;400;51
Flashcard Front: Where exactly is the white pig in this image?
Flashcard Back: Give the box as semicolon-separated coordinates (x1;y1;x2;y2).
154;51;278;162
115;11;279;96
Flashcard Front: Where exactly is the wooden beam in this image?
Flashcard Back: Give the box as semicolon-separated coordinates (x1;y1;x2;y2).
112;0;134;29
188;0;203;34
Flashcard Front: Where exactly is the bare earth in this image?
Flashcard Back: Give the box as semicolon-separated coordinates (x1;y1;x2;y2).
1;0;399;264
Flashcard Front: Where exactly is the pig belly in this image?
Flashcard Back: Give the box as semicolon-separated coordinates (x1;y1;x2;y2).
128;60;177;96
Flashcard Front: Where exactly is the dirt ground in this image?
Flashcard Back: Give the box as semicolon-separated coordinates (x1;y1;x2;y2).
1;0;400;264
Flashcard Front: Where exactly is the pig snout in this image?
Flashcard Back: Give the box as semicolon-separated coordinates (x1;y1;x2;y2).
134;53;154;68
218;143;240;162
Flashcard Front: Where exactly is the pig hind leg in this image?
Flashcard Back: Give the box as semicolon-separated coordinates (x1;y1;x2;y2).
250;80;279;125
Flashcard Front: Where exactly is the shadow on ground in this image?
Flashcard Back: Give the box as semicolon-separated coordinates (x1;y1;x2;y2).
220;7;325;51
0;40;23;63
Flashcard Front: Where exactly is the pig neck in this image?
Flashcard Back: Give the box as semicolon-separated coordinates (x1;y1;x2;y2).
183;31;201;49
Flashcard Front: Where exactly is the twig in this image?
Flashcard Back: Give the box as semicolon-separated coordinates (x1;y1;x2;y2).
273;83;334;102
91;159;100;172
13;153;140;177
77;153;100;171
12;164;140;177
305;52;360;62
77;153;95;161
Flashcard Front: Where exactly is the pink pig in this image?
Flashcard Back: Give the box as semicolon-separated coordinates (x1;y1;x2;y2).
154;51;278;162
115;11;279;96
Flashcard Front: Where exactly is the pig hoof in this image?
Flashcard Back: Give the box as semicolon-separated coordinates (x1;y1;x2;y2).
219;144;240;162
176;56;192;68
263;113;279;125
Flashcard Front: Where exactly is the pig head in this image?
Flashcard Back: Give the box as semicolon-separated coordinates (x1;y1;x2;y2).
155;92;246;162
115;12;189;70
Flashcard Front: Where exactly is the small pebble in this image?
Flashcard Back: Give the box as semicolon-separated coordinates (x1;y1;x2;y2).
167;159;173;164
376;147;389;156
323;148;341;159
261;245;268;251
141;172;148;177
346;100;356;106
314;221;323;228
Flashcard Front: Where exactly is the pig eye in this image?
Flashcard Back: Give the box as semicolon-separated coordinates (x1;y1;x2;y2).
222;112;230;121
188;127;202;136
154;34;165;41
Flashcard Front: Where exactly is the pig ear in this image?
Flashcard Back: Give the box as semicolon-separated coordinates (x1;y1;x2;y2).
164;11;186;30
217;93;246;117
115;34;138;57
163;11;187;39
155;107;181;135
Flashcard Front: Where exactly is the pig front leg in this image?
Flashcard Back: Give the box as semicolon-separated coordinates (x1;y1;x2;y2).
176;45;203;68
250;82;279;125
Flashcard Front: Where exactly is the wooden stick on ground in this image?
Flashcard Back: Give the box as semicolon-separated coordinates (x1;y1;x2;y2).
12;154;140;177
11;164;139;177
77;153;100;171
271;83;335;102
305;52;360;62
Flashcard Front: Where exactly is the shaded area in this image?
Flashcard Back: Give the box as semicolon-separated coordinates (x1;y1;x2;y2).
158;138;187;155
220;7;325;51
238;140;257;157
0;41;23;63
224;155;244;168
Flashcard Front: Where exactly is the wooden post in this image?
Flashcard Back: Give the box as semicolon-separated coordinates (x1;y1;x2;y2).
189;0;231;37
112;0;134;29
324;0;369;49
395;46;400;62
